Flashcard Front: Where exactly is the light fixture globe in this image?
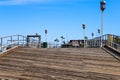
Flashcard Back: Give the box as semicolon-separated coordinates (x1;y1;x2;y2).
82;24;85;29
100;0;106;12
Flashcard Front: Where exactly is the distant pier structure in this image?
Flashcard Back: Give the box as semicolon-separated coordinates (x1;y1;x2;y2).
26;34;41;48
61;34;120;50
0;34;120;52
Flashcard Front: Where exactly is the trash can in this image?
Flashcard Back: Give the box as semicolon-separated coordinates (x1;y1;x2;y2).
43;42;48;48
0;50;2;52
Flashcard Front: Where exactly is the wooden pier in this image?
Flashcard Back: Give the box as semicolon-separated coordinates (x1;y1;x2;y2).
0;47;120;80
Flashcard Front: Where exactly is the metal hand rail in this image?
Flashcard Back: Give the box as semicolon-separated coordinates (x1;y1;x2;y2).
0;34;41;52
0;35;26;52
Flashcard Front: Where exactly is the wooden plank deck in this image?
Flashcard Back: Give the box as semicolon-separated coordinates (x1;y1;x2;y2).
0;48;120;80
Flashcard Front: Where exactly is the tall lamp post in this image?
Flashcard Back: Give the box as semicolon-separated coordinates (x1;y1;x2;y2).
45;29;47;42
98;29;100;47
92;33;94;47
100;0;106;48
82;24;86;48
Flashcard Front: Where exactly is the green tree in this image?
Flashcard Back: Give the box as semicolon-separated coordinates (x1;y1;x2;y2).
54;38;59;48
61;36;65;44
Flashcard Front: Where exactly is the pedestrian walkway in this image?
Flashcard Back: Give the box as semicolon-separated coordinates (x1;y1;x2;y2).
0;47;120;80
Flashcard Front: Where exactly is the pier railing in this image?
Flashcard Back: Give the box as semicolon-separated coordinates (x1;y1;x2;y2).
87;34;120;51
0;35;26;52
110;42;120;50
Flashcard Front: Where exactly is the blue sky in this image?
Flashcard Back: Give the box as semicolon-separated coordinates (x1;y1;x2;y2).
0;0;120;43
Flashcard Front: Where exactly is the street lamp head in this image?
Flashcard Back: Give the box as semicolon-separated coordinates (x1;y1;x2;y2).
100;0;106;12
98;29;100;34
92;33;94;37
45;29;47;34
82;24;85;29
